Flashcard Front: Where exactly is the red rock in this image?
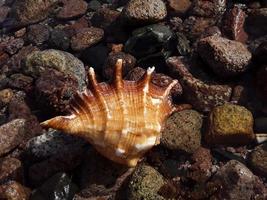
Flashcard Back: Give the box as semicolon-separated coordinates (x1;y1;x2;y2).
63;16;90;36
222;6;248;43
190;0;226;18
0;181;31;200
0;157;23;184
167;0;191;16
57;0;88;20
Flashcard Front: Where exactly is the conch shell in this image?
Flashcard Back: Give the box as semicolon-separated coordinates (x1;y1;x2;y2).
41;59;188;167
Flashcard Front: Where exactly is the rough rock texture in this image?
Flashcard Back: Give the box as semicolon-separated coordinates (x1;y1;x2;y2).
206;104;255;145
198;35;252;77
0;181;31;200
56;0;88;20
161;110;202;154
167;0;191;16
26;24;50;45
0;157;23;184
122;0;167;24
190;0;226;18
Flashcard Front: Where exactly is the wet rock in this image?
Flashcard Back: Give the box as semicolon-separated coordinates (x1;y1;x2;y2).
0;181;30;200
127;164;165;200
161;109;202;154
91;8;120;29
0;6;10;24
167;0;191;16
35;68;79;113
254;117;267;133
2;38;24;55
7;0;58;28
70;27;104;51
176;32;191;56
8;73;33;92
0;157;23;184
27;24;50;46
102;51;136;80
222;6;248;43
124;24;175;59
49;28;70;50
0;89;13;108
248;142;267;177
256;65;267;101
206;104;255;145
24;49;86;90
209;160;267;199
254;41;267;64
31;173;78;199
190;0;226;18
56;0;88;19
122;0;166;24
198;35;252;77
166;56;232;112
0;119;26;156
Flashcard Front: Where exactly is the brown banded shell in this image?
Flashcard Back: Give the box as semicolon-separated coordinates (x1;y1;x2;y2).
41;59;189;167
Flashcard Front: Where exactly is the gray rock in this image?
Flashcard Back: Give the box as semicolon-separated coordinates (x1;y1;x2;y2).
27;24;50;46
49;29;70;51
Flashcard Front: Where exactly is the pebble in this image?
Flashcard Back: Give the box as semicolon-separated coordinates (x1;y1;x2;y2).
70;27;104;51
2;38;24;55
167;0;191;16
248;142;267;177
57;0;88;20
127;164;165;200
161;109;202;154
27;24;50;46
0;119;26;156
0;181;30;200
49;28;71;50
91;7;120;29
198;35;252;77
0;89;14;108
167;56;232;112
206;104;255;145
8;73;33;92
0;6;10;24
122;0;167;24
0;157;23;184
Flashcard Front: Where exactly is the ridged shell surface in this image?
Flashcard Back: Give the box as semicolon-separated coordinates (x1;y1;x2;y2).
41;59;181;167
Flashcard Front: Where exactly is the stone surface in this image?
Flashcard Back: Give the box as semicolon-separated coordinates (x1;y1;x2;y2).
91;8;120;29
198;35;252;77
27;24;50;45
0;6;10;24
161;110;202;154
190;0;226;18
122;0;167;24
246;8;267;38
56;0;88;19
167;0;191;16
0;119;26;156
0;157;23;184
0;89;14;108
1;38;24;55
254;41;267;64
127;164;165;200
248;142;267;177
176;32;191;56
0;181;30;200
70;27;104;51
49;28;70;50
206;104;255;145
8;73;33;92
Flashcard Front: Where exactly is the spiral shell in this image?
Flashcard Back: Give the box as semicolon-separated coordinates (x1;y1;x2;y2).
41;59;186;167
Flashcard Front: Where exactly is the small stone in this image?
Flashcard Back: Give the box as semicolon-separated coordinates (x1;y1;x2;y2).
49;28;70;50
127;164;165;200
0;6;10;24
0;119;26;156
222;6;248;43
248;142;267;177
70;27;104;51
206;104;255;145
209;160;267;199
102;52;136;80
0;181;30;200
122;0;167;24
3;38;24;55
246;8;267;38
14;28;26;38
91;8;120;29
27;24;50;45
161;110;202;153
0;158;22;184
0;89;13;107
88;0;101;11
56;0;88;20
8;73;33;92
198;35;252;77
167;0;191;16
63;16;89;36
190;0;226;18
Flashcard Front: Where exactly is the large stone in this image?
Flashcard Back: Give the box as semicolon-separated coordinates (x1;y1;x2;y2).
56;0;88;19
0;157;23;184
206;104;255;145
0;181;30;200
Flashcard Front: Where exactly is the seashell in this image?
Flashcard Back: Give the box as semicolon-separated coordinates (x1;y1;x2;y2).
41;59;190;167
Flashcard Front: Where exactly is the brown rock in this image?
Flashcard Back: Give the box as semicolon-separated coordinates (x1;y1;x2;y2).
2;38;24;55
0;6;10;23
0;181;30;200
222;6;248;43
0;158;23;184
190;0;226;18
256;65;267;101
63;16;90;36
27;24;50;45
91;8;120;29
70;27;104;51
166;56;232;112
8;73;33;92
200;26;221;39
125;67;146;81
57;0;88;20
0;89;14;107
198;35;252;77
167;0;191;16
14;28;27;38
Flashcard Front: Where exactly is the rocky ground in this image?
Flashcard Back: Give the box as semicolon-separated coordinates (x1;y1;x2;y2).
0;0;267;199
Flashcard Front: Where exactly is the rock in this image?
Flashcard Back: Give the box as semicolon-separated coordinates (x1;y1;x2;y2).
7;0;58;28
49;28;70;50
0;181;30;200
124;24;175;59
8;73;33;92
127;164;165;200
70;27;104;51
0;51;9;66
198;35;252;77
167;0;191;16
35;68;79;113
125;67;145;81
14;28;27;38
200;25;222;39
91;8;120;29
222;6;248;43
248;142;267;177
27;24;50;45
161;109;202;154
190;0;226;18
31;173;78;199
0;89;13;108
0;119;26;156
256;65;267;101
88;0;101;11
208;160;267;199
122;0;167;24
0;157;23;184
254;41;267;64
176;32;191;56
2;38;24;55
63;16;89;37
206;104;255;145
102;52;136;80
169;16;183;32
254;117;267;133
166;56;232;112
56;0;88;19
0;6;10;24
24;49;86;90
